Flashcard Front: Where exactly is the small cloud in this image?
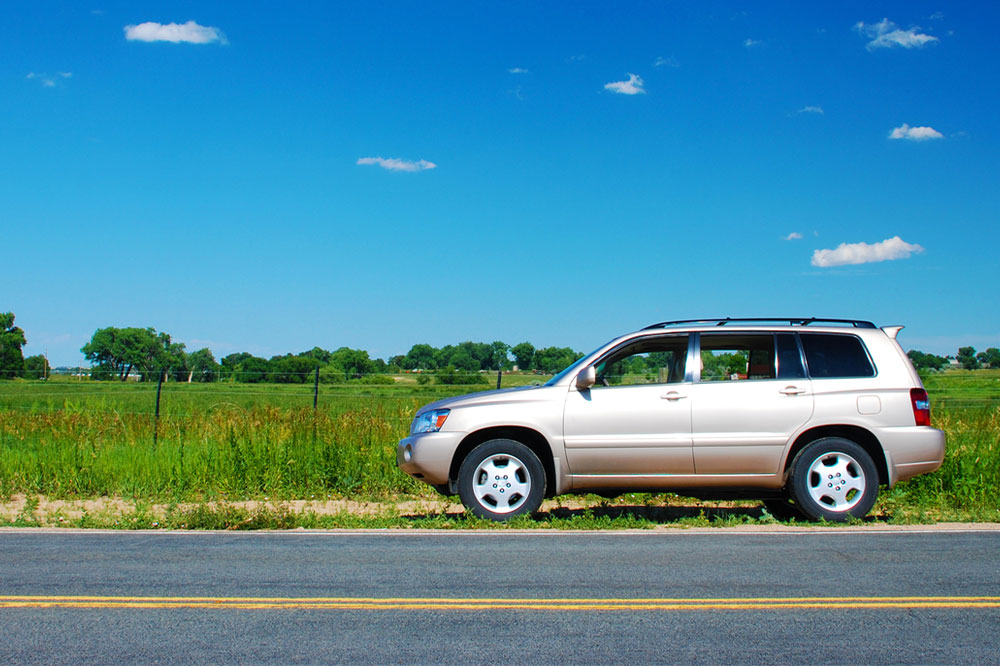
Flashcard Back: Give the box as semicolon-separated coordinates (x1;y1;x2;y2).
889;123;944;141
356;157;437;172
811;236;924;267
784;232;803;241
854;18;938;50
507;67;528;74
928;11;945;21
91;9;105;16
653;56;679;68
124;20;226;44
27;72;72;87
567;54;586;63
797;105;824;114
743;38;763;48
604;73;645;95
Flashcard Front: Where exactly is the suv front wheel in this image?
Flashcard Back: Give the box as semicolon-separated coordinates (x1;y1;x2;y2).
458;439;545;521
789;437;879;522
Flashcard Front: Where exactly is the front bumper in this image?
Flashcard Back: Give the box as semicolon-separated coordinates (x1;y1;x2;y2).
396;430;465;486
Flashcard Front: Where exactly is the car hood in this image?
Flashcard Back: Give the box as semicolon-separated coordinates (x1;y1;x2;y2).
415;383;559;415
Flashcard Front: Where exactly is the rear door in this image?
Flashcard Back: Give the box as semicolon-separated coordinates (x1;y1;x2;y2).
689;332;814;474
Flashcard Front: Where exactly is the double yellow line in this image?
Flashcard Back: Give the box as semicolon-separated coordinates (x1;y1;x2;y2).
2;595;999;611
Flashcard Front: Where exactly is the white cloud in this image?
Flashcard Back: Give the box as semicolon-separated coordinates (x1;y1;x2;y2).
889;123;944;141
653;56;679;68
743;38;763;47
604;73;645;95
798;105;824;114
356;157;437;172
811;236;924;267
507;67;528;74
124;20;226;44
784;232;803;241
27;71;72;87
854;18;938;50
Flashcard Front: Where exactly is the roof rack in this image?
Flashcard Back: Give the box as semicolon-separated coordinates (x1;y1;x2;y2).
642;317;877;330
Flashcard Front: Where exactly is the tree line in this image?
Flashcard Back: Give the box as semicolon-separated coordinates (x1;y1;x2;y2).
2;311;998;381
73;324;582;384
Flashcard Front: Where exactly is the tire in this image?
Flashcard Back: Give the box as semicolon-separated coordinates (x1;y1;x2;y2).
761;498;805;521
789;437;879;522
458;439;545;521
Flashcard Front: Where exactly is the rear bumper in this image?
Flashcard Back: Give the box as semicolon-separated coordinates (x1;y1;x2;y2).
876;426;946;486
396;431;465;486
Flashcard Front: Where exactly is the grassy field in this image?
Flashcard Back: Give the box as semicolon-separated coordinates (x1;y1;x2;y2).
0;371;998;526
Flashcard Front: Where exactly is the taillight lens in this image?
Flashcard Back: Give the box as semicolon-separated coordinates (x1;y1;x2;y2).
910;388;931;426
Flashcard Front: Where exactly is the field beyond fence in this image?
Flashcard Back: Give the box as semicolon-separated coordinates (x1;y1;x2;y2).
1;370;998;525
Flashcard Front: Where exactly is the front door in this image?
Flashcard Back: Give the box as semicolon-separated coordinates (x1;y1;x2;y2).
563;334;694;475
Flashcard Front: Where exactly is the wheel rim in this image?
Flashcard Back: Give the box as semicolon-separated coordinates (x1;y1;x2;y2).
806;451;866;512
472;454;531;514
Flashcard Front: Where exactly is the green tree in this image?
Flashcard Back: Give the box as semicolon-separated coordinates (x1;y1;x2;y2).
329;347;375;379
404;344;438;370
534;346;582;374
511;342;535;371
235;356;270;383
489;341;512;371
957;346;980;370
907;349;948;372
299;347;333;365
977;347;1000;369
0;312;27;379
82;326;164;380
23;354;50;379
187;348;219;382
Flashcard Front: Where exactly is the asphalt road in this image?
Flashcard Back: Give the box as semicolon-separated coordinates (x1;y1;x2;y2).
1;528;999;664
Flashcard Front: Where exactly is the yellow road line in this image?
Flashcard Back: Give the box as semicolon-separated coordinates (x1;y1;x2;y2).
1;595;999;611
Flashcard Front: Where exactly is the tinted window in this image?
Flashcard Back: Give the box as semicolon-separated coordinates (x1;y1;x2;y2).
776;333;805;379
800;334;875;378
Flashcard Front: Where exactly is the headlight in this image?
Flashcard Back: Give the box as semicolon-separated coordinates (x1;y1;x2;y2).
411;408;450;434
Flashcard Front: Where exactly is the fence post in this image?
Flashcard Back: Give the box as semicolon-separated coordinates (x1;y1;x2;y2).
496;369;502;390
153;370;164;448
313;365;320;410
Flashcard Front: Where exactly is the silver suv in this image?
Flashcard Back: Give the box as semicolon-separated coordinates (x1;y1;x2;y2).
397;318;945;522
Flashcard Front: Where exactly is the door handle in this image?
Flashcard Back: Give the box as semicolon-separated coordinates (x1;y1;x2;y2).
661;392;687;400
779;386;806;395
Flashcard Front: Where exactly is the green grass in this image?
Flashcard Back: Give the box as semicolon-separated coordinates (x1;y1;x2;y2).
0;370;998;526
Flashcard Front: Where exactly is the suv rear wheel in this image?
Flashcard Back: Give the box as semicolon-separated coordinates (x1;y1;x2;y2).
789;437;878;522
458;439;545;521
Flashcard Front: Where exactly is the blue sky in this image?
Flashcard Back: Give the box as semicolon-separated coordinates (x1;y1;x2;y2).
3;1;997;365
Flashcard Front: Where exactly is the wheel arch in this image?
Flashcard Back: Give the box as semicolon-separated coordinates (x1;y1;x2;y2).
450;426;556;498
783;425;888;486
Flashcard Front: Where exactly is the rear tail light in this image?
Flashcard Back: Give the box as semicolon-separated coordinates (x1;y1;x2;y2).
910;388;931;426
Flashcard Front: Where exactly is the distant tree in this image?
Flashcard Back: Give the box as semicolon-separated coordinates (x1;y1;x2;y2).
957;346;980;371
489;341;512;371
221;352;254;379
186;348;219;382
81;326;172;381
404;344;438;370
511;342;535;371
534;346;582;374
329;347;375;379
299;347;333;365
447;348;479;372
0;312;27;379
23;354;50;379
977;347;1000;369
907;350;948;372
235;356;270;383
269;355;319;383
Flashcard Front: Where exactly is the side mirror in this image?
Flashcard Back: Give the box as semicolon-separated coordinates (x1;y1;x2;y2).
575;366;596;390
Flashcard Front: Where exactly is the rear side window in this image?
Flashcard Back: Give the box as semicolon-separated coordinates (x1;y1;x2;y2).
800;334;875;378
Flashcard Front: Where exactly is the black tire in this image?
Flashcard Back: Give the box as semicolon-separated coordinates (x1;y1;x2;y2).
789;437;879;522
761;498;805;521
458;439;545;521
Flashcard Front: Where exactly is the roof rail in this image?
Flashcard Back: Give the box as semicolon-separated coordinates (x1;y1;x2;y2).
642;317;877;330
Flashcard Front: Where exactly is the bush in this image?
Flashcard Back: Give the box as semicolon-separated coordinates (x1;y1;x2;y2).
349;374;395;385
437;366;488;385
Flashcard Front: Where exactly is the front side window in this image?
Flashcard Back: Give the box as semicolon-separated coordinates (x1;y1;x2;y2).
593;336;688;387
698;333;776;382
799;333;875;378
